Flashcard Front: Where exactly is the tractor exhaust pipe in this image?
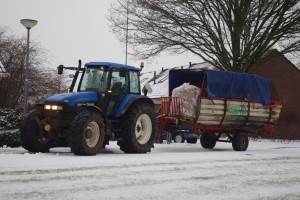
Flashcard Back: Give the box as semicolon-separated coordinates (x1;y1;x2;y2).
69;60;81;92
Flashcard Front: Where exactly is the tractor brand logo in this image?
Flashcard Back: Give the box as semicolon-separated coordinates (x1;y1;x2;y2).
227;105;247;115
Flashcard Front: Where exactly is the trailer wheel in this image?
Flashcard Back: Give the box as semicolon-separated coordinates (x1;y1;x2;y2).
173;132;185;143
200;132;217;149
69;111;105;156
232;133;249;151
117;103;156;153
21;110;53;153
186;138;198;144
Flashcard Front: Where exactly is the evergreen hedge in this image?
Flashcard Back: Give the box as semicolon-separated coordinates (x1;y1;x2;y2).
0;109;22;147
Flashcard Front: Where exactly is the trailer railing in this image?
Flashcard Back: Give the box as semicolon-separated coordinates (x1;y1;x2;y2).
160;97;184;118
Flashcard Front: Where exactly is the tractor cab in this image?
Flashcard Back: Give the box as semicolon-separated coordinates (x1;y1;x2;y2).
55;61;142;118
78;62;141;117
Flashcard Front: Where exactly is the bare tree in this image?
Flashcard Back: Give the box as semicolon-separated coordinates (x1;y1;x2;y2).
0;27;67;109
0;27;26;108
109;0;300;72
27;68;69;104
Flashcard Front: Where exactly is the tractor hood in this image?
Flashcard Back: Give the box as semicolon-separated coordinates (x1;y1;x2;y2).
45;92;98;106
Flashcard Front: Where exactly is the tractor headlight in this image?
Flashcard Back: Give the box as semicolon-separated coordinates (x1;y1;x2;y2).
45;105;63;111
45;105;51;110
52;105;63;110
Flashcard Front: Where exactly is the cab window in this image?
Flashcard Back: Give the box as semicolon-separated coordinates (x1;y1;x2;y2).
129;71;140;93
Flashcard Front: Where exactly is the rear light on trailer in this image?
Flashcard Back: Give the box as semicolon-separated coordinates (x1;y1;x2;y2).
265;124;276;133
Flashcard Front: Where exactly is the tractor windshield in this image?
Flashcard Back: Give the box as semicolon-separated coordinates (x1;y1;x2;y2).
79;66;109;92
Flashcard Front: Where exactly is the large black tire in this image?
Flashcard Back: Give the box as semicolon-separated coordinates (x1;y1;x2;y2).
186;138;198;144
173;132;185;143
232;133;249;151
200;132;217;149
20;110;53;153
69;111;105;156
117;103;157;153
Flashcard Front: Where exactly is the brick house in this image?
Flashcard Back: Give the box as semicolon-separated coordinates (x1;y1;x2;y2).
250;50;300;139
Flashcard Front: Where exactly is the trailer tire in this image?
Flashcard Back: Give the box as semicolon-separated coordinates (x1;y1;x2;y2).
200;132;217;149
173;132;185;143
232;133;249;151
186;138;198;144
21;110;53;153
117;103;156;153
69;111;105;156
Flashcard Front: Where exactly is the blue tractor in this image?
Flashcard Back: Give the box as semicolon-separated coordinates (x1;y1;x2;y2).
21;60;157;155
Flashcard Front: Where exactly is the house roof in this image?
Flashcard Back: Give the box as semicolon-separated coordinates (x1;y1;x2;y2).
140;62;214;98
250;49;300;72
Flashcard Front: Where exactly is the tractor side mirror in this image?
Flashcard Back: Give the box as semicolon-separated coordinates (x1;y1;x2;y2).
142;82;153;96
119;67;128;77
58;65;64;75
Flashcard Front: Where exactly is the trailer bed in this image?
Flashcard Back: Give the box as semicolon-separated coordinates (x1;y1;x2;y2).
157;69;283;151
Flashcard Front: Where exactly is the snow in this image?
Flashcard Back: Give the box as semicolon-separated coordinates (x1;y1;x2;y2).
1;139;300;200
140;62;214;98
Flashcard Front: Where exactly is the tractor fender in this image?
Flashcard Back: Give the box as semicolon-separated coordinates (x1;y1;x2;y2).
115;94;154;118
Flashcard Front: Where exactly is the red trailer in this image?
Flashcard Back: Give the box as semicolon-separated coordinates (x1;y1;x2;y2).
157;69;283;151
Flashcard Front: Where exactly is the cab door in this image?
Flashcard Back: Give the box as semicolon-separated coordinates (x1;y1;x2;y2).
107;68;129;116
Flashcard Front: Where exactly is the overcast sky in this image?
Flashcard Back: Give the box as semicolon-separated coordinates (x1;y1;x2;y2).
0;0;201;72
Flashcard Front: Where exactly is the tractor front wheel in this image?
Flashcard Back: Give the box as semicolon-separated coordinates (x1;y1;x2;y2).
69;111;105;156
21;110;53;153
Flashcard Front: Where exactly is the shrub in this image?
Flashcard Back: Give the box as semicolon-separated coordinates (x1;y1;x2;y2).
0;129;21;147
0;109;22;147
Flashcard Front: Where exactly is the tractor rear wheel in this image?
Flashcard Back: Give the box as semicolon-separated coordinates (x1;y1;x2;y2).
200;132;217;149
21;109;53;153
69;111;105;156
117;103;156;153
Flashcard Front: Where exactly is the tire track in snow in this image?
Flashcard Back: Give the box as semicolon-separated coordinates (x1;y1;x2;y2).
1;156;300;200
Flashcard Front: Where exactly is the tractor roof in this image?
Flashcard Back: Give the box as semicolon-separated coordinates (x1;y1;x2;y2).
85;62;140;71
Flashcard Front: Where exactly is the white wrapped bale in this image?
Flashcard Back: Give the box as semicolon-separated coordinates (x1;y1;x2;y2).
171;83;200;118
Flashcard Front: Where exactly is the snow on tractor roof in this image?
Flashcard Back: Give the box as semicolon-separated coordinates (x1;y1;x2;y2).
85;62;141;71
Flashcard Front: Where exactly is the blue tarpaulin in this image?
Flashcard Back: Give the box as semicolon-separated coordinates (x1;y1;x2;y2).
169;69;271;105
206;70;271;105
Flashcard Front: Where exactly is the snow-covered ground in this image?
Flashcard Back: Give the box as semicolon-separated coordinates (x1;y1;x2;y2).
1;139;300;200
